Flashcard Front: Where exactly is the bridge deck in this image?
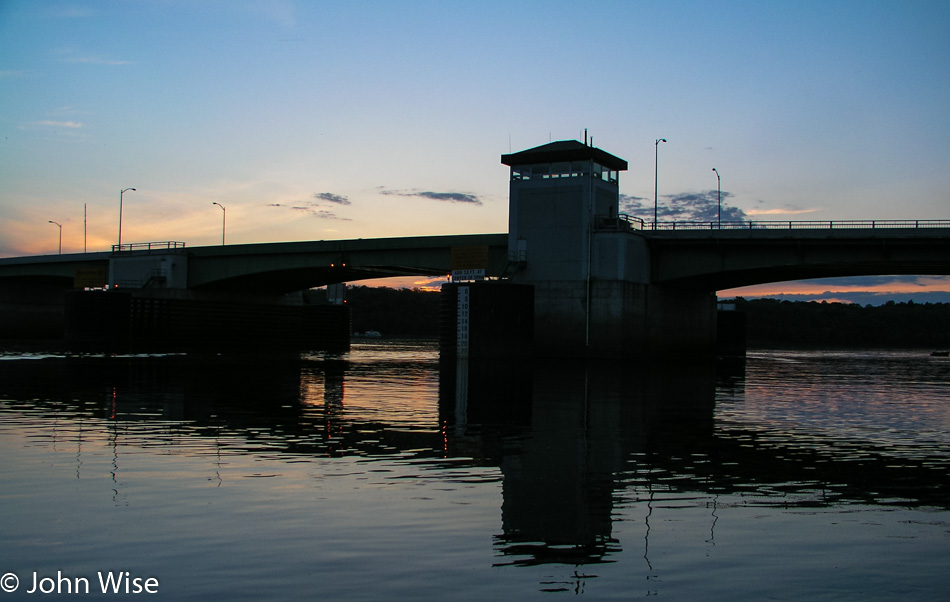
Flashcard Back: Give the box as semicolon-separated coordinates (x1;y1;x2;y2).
645;225;950;290
2;223;949;293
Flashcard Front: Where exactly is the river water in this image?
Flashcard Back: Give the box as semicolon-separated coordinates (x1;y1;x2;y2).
1;342;948;600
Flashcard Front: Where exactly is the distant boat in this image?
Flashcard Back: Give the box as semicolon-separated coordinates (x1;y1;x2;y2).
363;330;382;338
930;350;949;357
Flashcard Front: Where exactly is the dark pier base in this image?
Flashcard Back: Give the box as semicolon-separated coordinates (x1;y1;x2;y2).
63;290;350;353
716;308;747;358
440;280;737;359
439;281;534;360
0;280;67;339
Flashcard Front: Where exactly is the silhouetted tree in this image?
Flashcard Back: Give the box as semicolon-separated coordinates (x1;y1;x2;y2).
345;285;441;337
735;297;950;348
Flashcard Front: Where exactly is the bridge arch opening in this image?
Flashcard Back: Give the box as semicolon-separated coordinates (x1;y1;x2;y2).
720;274;950;306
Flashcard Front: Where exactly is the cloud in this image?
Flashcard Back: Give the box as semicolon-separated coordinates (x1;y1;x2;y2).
65;56;133;65
721;275;950;305
44;6;94;18
243;0;297;29
619;194;652;216
55;47;131;65
35;120;83;128
310;210;350;220
291;207;350;220
313;192;350;205
290;205;350;220
271;198;352;220
380;189;482;205
746;206;820;216
621;190;746;223
732;290;950;305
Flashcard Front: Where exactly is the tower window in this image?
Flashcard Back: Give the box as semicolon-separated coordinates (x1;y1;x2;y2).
509;161;606;181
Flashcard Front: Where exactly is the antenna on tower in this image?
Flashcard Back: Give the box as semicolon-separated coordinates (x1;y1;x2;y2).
584;128;588;145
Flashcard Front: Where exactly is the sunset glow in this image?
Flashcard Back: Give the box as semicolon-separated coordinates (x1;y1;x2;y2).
722;275;950;305
2;1;948;305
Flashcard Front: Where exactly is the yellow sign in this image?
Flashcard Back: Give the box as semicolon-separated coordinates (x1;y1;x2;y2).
74;266;107;288
451;246;489;270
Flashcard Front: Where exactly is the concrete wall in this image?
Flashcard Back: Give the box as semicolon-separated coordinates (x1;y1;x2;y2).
592;232;650;283
0;279;66;338
440;281;534;359
643;284;718;355
510;185;588;282
530;278;717;357
109;251;188;289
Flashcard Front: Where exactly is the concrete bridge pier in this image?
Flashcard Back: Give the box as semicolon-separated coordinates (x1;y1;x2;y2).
527;279;716;357
498;140;718;358
589;281;716;356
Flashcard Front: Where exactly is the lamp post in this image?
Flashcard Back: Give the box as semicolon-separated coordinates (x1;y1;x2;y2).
212;202;226;245
48;220;62;254
118;187;136;250
654;138;666;230
712;168;721;228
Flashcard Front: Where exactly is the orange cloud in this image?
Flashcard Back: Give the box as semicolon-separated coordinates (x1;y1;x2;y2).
745;207;820;216
723;277;950;298
355;275;450;291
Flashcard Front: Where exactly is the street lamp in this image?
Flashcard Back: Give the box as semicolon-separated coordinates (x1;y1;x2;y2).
118;187;136;250
712;168;721;228
654;138;666;230
212;202;226;245
48;220;62;254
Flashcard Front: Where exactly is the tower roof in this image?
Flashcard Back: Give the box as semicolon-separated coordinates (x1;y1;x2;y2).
501;140;627;171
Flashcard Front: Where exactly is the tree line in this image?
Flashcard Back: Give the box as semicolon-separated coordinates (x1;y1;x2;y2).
734;297;950;349
343;285;442;337
339;285;950;348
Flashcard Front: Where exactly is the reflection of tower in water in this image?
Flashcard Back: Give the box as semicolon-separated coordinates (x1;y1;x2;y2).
442;356;717;572
493;364;624;567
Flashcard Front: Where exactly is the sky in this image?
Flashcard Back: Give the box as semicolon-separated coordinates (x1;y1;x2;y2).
2;0;949;303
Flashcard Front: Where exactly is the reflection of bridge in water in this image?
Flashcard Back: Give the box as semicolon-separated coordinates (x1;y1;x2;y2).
3;350;947;569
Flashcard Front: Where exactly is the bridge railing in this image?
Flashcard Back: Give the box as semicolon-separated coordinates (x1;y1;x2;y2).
648;219;950;231
598;214;647;231
112;241;187;252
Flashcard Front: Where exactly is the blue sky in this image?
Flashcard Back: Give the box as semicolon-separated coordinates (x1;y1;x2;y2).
2;1;949;302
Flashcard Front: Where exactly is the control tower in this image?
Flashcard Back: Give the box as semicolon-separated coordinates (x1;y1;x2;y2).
501;140;716;356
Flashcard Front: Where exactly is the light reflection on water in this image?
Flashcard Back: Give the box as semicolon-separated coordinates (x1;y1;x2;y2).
0;342;948;600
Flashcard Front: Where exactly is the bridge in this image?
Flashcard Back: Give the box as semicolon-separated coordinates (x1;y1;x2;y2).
4;219;948;354
0;234;508;293
3;221;949;294
2;138;950;355
642;219;950;291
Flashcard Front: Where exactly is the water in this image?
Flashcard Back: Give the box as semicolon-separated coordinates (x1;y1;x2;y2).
1;343;948;600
